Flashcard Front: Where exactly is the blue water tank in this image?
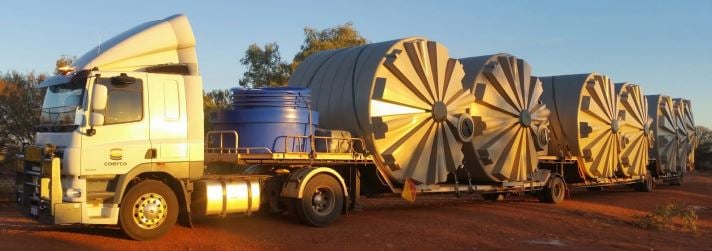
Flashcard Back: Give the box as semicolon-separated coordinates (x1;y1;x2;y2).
210;87;318;153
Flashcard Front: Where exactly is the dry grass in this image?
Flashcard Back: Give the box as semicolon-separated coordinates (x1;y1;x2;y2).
634;202;698;233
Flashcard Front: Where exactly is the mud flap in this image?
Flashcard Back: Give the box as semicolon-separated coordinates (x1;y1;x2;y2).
178;180;193;228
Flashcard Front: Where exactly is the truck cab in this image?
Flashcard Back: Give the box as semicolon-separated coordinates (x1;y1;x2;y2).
19;14;205;239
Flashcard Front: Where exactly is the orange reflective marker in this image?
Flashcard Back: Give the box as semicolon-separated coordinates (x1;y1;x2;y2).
401;178;417;202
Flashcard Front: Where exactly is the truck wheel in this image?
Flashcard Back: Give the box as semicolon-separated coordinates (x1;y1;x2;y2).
635;173;654;192
538;176;565;204
119;180;178;240
481;193;504;201
294;174;343;227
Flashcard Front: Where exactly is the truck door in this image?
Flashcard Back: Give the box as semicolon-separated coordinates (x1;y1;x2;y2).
81;73;151;175
147;74;189;165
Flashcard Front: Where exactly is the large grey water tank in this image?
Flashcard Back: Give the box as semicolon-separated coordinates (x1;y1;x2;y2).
672;99;690;172
460;54;551;182
540;73;621;179
646;95;679;175
615;83;652;177
288;37;475;185
676;99;697;171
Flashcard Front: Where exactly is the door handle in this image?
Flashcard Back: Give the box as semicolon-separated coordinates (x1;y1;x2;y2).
145;148;157;159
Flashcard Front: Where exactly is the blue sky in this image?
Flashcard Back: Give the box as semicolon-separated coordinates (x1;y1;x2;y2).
1;1;710;126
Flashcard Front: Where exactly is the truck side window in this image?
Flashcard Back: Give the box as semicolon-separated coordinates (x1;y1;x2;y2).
96;78;144;125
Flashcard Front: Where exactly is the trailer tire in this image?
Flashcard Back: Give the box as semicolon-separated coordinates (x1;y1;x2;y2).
119;180;178;240
538;176;565;204
481;193;504;201
669;172;684;186
294;174;343;227
635;173;654;192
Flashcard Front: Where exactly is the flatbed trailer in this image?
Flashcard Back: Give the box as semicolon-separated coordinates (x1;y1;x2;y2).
230;145;672;205
536;155;678;193
203;130;562;207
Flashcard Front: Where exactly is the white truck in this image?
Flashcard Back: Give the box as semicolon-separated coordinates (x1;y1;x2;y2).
17;14;573;240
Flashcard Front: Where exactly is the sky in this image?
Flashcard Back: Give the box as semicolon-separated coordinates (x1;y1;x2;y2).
0;0;710;126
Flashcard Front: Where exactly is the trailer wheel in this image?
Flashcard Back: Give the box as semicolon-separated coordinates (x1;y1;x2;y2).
481;193;504;201
294;174;343;227
538;176;565;204
635;173;655;192
669;172;684;186
119;180;178;240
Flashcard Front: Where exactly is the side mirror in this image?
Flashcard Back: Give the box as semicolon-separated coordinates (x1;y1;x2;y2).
88;84;108;132
92;84;108;110
90;113;105;126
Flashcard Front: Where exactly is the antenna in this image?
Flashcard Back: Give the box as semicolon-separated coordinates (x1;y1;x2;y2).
97;35;102;55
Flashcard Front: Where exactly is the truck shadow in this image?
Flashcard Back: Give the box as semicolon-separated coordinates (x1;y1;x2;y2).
0;205;128;239
191;210;306;228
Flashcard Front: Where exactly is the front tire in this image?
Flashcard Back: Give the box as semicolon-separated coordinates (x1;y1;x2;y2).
294;174;344;227
119;180;178;240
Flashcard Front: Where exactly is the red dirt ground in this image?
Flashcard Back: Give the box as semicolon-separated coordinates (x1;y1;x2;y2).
1;171;710;250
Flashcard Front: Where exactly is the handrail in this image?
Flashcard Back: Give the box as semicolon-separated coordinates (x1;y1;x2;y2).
205;131;276;154
300;92;317;158
205;129;368;157
272;135;366;154
205;130;239;154
237;147;273;154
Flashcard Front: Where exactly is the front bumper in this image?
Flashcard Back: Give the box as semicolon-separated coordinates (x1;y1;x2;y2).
18;145;81;224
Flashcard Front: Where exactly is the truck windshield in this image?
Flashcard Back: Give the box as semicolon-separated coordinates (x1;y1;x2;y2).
40;80;86;125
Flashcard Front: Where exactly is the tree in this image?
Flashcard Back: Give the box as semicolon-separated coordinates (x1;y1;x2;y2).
237;23;367;88
0;53;72;158
238;43;291;88
291;22;368;71
0;71;46;154
54;55;77;75
206;89;230;109
203;89;230;132
695;126;712;170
